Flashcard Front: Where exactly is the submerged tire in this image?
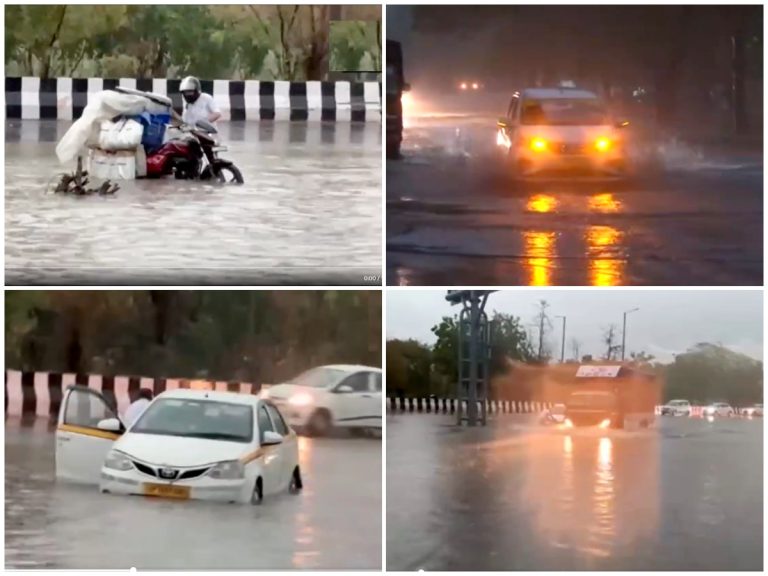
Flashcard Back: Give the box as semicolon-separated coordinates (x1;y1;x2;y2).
250;477;263;505
307;409;332;437
201;163;244;184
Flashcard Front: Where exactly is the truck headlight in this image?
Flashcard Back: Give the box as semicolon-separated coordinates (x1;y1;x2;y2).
104;450;133;472
289;393;314;407
208;460;245;480
598;418;611;429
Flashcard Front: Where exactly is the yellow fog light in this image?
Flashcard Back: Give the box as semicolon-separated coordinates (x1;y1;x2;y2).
595;137;612;152
530;137;548;152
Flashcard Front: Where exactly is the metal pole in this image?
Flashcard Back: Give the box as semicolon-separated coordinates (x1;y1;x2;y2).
556;315;566;363
621;312;627;361
467;292;479;426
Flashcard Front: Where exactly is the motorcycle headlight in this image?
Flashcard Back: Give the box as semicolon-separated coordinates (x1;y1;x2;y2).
104;450;133;472
208;460;245;480
288;393;314;407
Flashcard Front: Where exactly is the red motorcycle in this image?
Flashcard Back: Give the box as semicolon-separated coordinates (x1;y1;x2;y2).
145;120;243;184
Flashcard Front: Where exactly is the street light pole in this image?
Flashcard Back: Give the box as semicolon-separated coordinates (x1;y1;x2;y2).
555;315;566;362
621;307;639;361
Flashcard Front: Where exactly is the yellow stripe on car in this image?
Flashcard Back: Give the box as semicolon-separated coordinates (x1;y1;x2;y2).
57;423;120;441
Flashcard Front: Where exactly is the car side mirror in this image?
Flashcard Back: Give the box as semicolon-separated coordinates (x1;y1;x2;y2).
96;418;122;433
262;431;283;446
335;384;354;394
402;82;411;93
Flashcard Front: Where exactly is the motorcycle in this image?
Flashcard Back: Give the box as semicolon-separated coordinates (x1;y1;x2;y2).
145;120;244;184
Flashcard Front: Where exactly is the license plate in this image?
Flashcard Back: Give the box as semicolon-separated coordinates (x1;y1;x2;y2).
143;483;190;500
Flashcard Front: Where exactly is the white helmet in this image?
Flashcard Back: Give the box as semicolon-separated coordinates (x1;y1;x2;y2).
180;76;201;104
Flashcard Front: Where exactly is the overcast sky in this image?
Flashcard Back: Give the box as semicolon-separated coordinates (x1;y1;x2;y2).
387;290;763;363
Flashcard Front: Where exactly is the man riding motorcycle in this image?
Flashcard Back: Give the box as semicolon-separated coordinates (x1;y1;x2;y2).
179;76;221;126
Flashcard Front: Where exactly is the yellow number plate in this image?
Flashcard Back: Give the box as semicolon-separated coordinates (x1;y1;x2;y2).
143;483;190;500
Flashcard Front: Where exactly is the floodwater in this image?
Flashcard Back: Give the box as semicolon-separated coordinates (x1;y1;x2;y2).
5;120;381;285
5;420;381;569
387;414;762;571
387;113;762;286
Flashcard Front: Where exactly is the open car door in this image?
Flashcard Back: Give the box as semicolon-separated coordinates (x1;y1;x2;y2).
56;385;125;485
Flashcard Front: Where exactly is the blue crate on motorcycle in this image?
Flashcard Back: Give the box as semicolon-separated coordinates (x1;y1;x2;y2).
131;112;171;151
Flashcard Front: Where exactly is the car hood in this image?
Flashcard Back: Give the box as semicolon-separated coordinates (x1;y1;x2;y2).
266;383;323;400
519;125;617;143
114;433;250;467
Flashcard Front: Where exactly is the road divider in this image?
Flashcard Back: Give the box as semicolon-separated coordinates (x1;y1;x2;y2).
5;370;271;419
6;77;381;122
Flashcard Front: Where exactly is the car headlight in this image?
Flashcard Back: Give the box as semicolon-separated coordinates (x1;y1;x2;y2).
260;388;270;399
564;418;574;429
598;418;611;429
208;460;245;480
529;137;548;152
288;392;314;407
595;137;612;152
104;450;133;472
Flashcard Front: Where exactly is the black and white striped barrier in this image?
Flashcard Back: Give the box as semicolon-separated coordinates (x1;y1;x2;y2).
387;397;554;415
5;370;266;419
6;77;381;122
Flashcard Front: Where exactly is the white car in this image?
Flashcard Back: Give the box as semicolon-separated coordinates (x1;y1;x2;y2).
56;385;301;505
661;399;692;417
704;402;735;418
741;404;763;418
264;364;382;436
496;87;629;176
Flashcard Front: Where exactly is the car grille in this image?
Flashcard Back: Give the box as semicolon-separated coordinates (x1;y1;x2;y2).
555;143;586;155
131;461;209;480
132;461;157;478
178;467;210;480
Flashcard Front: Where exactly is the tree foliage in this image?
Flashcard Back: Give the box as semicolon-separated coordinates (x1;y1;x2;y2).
5;291;381;384
5;5;381;80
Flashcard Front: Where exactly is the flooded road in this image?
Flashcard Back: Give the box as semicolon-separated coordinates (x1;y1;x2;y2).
387;414;762;571
5;120;381;285
5;420;381;569
387;115;762;286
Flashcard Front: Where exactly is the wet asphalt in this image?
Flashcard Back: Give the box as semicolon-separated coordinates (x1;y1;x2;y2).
5;420;381;569
387;413;762;571
387;115;762;286
5;120;381;286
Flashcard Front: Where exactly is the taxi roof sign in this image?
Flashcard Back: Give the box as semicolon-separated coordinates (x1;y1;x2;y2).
576;365;622;378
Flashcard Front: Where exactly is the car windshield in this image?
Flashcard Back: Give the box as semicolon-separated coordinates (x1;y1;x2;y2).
288;367;348;388
130;398;253;443
568;392;616;409
521;98;608;126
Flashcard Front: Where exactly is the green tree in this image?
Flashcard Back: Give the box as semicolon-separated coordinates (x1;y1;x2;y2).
386;339;432;397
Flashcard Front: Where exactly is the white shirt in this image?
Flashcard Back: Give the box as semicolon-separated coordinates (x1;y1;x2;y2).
124;398;151;427
182;93;220;126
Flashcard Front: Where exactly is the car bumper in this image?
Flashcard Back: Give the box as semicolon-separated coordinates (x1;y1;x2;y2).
515;150;625;175
99;469;253;503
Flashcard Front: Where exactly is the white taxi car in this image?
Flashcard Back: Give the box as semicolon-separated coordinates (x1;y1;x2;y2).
55;385;301;505
264;365;382;436
496;87;629;176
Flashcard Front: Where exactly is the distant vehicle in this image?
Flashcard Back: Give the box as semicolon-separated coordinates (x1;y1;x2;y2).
458;80;483;92
264;365;382;436
56;386;301;505
496;87;630;177
741;404;763;417
386;39;409;159
704;402;735;418
539;403;567;425
560;365;658;429
660;399;693;417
